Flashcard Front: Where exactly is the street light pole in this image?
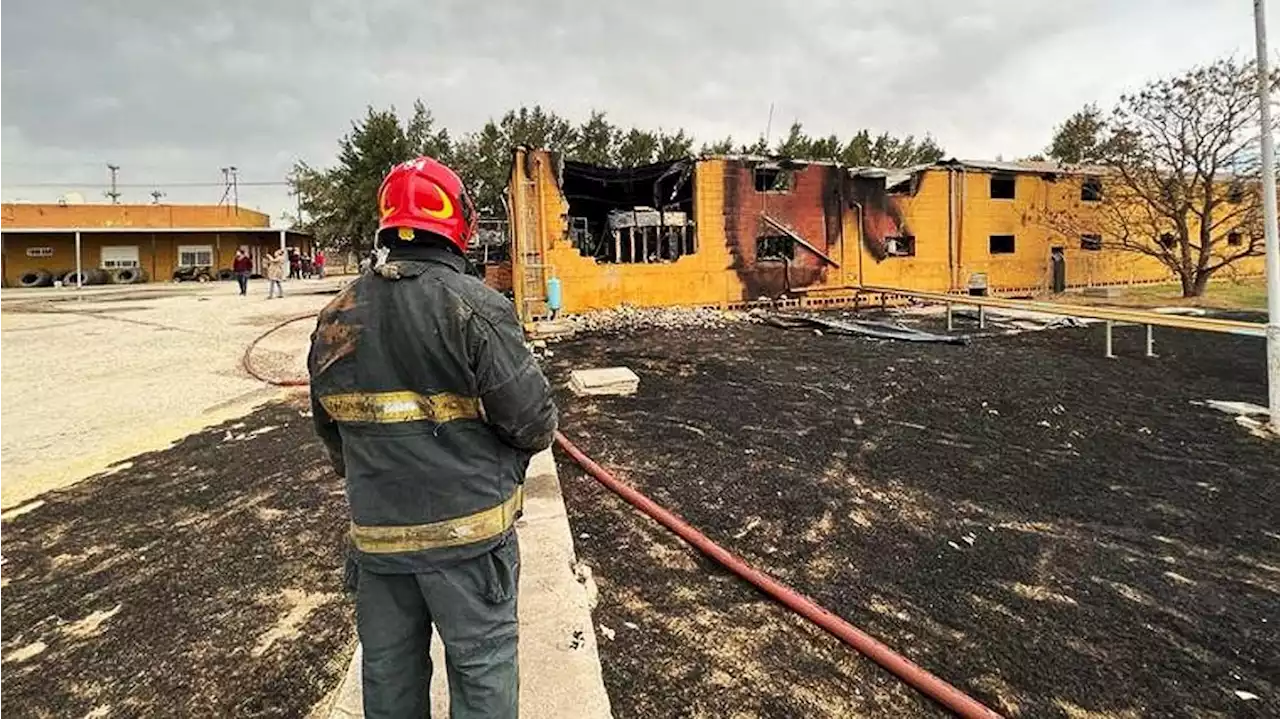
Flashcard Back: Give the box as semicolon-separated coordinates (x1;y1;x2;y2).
1255;0;1280;432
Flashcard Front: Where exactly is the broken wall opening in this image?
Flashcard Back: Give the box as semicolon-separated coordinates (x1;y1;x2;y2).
561;160;696;264
756;235;796;261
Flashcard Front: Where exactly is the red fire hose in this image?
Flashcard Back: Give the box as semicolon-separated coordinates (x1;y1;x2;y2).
554;430;1004;719
242;313;317;387
243;318;1002;717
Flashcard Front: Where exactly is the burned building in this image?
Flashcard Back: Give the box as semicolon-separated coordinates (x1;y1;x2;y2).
505;150;1266;322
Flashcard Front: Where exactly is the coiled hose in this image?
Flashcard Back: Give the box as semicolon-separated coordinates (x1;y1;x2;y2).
243;317;1003;718
242;313;317;387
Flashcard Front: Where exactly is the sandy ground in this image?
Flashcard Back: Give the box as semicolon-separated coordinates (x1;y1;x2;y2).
1;277;345;509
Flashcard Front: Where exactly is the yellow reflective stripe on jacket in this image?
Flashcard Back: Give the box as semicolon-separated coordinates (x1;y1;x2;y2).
319;391;480;424
351;486;524;554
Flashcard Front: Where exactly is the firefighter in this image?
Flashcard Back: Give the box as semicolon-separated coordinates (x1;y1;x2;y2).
308;156;557;718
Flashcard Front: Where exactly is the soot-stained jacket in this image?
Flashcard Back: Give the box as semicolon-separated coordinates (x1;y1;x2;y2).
308;243;557;573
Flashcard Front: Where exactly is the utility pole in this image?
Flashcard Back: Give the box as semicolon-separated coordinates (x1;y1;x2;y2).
219;166;239;210
1255;0;1280;433
105;164;121;204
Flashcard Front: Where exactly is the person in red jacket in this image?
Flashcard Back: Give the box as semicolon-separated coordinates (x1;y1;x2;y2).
314;249;327;279
232;247;252;296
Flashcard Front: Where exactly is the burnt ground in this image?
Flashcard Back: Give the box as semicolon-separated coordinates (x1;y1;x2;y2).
548;314;1280;718
1;397;351;718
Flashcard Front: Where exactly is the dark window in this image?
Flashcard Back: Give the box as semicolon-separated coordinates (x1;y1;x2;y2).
1081;177;1102;202
1228;183;1245;204
990;174;1016;199
989;234;1016;254
754;167;792;193
1228;231;1244;247
569;216;591;255
1080;234;1103;251
885;236;916;257
756;235;795;261
1158;232;1177;249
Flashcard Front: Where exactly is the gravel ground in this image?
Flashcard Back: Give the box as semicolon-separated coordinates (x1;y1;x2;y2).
0;397;352;718
548;313;1279;718
0;278;344;509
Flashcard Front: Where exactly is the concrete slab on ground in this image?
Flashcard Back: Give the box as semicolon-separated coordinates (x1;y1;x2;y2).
569;368;639;397
322;449;612;719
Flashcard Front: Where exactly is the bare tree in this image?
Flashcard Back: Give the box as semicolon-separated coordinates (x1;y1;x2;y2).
1041;59;1274;297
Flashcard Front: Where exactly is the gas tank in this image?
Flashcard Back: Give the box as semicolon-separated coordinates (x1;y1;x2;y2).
546;276;563;312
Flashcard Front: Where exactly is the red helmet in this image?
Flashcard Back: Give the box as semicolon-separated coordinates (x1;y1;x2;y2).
377;156;475;252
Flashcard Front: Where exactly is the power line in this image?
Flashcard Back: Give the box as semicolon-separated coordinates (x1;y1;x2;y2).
0;180;289;188
0;159;262;170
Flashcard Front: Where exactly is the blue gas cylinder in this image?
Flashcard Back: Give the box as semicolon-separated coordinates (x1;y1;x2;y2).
546;276;563;312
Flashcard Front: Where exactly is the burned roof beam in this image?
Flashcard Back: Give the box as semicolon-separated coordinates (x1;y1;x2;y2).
760;214;840;267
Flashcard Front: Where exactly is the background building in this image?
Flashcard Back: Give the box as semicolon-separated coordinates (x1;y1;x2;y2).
506;149;1268;320
1;202;313;287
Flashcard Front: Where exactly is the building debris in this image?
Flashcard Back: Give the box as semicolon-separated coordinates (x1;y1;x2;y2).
766;314;966;344
1191;400;1275;439
564;305;764;334
1198;400;1270;417
950;308;1088;332
570;368;640;396
529;319;577;341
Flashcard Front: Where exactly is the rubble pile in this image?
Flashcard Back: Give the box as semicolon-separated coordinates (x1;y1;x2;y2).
565;305;766;334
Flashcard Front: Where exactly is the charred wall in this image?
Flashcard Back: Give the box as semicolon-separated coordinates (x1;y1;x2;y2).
720;160;841;299
846;176;911;262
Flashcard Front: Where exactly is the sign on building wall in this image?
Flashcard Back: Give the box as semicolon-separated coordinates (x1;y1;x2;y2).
25;247;54;258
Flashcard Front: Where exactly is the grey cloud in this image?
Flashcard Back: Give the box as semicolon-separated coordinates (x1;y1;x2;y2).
2;0;1273;216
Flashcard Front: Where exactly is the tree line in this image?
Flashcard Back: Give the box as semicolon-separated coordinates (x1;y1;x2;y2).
290;104;945;252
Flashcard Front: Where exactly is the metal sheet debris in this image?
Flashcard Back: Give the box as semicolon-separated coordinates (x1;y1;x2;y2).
767;314;966;344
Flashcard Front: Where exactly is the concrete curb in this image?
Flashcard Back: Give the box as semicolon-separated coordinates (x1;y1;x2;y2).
322;449;613;718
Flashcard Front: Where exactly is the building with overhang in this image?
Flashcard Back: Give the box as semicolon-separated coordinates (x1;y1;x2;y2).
1;202;313;287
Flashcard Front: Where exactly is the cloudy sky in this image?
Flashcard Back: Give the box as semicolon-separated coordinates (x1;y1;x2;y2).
2;1;1274;220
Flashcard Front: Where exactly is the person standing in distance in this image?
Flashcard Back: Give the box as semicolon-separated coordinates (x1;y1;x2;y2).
232;246;252;296
265;248;286;299
307;156;557;718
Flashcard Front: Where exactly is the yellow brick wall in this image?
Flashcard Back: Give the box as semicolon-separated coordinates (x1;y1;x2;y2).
509;155;1270;318
944;169;1265;292
517;153;754;314
855;169;955;292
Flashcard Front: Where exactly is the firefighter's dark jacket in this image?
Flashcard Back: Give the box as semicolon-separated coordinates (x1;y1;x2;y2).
308;243;557;572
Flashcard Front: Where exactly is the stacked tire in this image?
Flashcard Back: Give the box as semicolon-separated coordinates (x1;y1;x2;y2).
18;269;54;288
62;269;111;286
111;268;148;284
